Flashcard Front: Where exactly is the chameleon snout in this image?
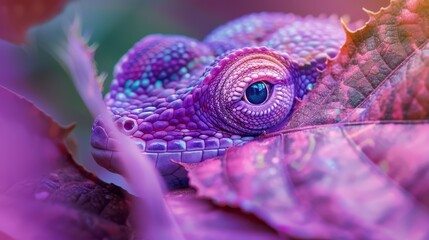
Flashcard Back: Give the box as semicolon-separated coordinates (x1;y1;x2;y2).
90;116;123;173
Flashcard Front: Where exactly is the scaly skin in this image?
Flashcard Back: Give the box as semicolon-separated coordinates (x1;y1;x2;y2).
91;13;345;189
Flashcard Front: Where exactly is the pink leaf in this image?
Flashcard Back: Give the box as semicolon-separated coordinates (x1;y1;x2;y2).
185;122;429;239
186;0;429;238
57;18;184;239
285;0;429;129
0;86;131;239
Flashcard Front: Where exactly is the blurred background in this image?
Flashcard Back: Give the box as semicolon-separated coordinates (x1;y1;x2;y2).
0;0;389;186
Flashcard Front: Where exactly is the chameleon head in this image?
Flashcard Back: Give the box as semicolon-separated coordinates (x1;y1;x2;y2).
90;38;304;189
89;12;342;189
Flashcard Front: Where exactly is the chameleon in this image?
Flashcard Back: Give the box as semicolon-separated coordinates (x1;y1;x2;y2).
90;13;345;189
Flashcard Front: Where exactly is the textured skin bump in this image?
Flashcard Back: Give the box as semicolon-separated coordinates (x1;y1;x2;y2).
91;13;345;189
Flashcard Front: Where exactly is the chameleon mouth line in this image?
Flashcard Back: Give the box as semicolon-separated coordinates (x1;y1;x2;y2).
91;140;226;175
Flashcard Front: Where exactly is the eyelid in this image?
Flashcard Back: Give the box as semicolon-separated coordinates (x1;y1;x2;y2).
244;75;282;87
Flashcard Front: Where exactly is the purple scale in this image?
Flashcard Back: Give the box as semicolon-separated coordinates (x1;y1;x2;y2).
138;122;153;132
154;107;167;114
164;135;174;141
142;134;154;141
158;102;168;108
167;99;183;109
167;140;186;151
186;107;195;115
192;87;202;100
159;108;174;120
157;152;182;175
146;139;167;152
218;149;226;156
187;122;198;129
140;102;152;108
145;114;159;122
204;137;220;149
186;131;200;137
203;149;218;159
201;130;216;136
164;127;174;133
130;108;144;114
220;138;233;147
167;131;182;137
143;106;156;111
183;94;194;107
181;117;191;123
173;108;186;118
190;115;200;122
154;131;168;138
182;151;203;163
166;94;178;102
152;98;165;106
186;139;205;150
90;126;108;149
153;121;169;130
134;131;143;138
197;121;209;130
169;118;179;125
158;89;175;98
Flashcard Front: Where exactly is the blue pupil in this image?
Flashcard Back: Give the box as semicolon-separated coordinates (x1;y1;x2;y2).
245;81;268;104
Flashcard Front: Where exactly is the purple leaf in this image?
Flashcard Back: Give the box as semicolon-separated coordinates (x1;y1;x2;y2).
185;122;429;239
166;189;282;240
0;86;131;239
285;0;429;129
57;19;184;239
185;0;429;238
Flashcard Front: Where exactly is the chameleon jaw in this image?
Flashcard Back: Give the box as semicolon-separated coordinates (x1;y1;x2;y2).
90;116;244;189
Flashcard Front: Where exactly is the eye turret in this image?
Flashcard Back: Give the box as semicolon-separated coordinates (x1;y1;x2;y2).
196;47;298;135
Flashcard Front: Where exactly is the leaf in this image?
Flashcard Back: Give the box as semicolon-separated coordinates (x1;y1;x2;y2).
185;121;429;239
0;0;69;43
58;19;185;239
186;0;429;238
285;0;429;129
0;86;71;192
0;86;131;239
166;189;282;240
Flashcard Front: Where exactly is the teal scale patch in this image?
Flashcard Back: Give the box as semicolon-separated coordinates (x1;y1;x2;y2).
131;80;141;90
141;78;150;88
125;88;137;97
179;67;188;75
125;79;133;88
155;80;163;88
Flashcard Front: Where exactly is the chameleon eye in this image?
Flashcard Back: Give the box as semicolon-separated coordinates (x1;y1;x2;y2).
198;47;297;135
244;81;269;105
